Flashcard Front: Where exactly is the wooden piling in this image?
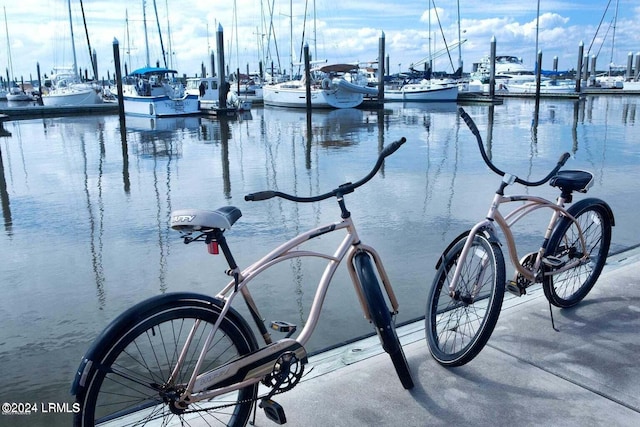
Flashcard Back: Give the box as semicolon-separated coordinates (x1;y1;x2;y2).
378;31;385;104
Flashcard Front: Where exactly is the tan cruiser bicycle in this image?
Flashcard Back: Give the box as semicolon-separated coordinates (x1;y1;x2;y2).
71;138;413;426
426;108;614;367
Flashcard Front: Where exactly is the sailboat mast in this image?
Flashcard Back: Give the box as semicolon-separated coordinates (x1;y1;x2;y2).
457;0;462;70
4;7;14;83
610;0;619;65
165;0;173;69
152;0;167;68
67;0;79;77
289;0;293;78
143;0;150;67
428;1;432;71
79;0;97;79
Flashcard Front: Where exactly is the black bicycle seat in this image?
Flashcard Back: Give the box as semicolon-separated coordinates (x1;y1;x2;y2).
549;170;593;194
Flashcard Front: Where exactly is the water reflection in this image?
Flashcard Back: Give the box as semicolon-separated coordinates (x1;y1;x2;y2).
0;98;639;426
0;141;11;235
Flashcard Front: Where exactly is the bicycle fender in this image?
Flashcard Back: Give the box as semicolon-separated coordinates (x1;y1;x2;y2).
566;198;615;226
70;292;255;396
435;228;500;270
353;252;400;355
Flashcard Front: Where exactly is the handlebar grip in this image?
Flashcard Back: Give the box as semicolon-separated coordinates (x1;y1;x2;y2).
245;191;276;202
379;137;407;158
459;107;480;137
558;152;571;166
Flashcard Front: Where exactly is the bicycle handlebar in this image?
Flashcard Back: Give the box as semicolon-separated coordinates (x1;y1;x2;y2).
245;137;407;203
458;107;570;187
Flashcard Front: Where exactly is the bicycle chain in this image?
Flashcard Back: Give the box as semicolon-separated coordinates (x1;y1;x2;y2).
177;352;305;415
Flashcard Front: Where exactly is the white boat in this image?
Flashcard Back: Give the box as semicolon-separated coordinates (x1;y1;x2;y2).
595;73;624;89
42;69;102;106
6;86;34;101
122;67;199;117
471;55;577;94
384;79;458;101
185;76;252;114
263;64;376;109
502;78;576;94
41;0;103;107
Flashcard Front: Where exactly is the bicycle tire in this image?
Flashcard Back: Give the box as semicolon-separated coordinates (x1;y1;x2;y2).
354;252;414;390
426;232;505;367
543;199;613;308
74;295;258;427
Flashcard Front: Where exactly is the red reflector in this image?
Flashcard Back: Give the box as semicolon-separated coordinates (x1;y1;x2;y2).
207;241;219;255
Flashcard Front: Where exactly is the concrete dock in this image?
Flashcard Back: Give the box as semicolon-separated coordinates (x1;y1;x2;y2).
247;247;640;426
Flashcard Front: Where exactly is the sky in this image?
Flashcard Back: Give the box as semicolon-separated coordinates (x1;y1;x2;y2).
4;0;640;83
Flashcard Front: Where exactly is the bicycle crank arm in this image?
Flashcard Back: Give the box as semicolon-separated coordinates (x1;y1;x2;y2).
192;338;308;393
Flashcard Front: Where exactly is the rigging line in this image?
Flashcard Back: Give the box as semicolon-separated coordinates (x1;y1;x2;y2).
586;0;612;56
431;0;455;73
266;0;282;74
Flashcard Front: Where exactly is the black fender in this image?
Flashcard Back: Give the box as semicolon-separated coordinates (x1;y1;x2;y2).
565;197;615;227
435;227;501;270
71;292;256;396
353;251;399;355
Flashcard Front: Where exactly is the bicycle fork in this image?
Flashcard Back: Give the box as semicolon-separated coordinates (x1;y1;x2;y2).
447;222;497;304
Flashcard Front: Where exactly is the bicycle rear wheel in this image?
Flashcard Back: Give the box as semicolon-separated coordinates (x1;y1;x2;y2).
426;232;505;367
354;252;414;389
74;297;258;427
543;200;612;308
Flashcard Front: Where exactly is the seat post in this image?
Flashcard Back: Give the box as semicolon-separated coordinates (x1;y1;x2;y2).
210;229;238;271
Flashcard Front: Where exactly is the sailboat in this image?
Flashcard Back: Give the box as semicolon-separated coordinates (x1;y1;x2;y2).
261;1;374;109
120;1;198;117
384;0;459;101
41;0;103;106
263;63;376;109
4;7;33;102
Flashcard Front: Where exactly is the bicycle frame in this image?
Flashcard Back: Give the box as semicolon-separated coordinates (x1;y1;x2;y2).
171;208;399;404
448;174;590;296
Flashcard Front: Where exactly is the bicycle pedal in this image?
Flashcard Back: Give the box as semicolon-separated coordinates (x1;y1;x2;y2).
271;321;297;334
259;398;287;425
542;256;564;268
506;280;525;297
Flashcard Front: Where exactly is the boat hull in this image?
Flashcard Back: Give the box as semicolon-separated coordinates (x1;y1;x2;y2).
122;94;200;117
42;88;102;106
262;84;363;109
384;85;458;102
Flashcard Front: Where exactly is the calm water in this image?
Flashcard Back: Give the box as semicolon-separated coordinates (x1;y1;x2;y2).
1;96;638;425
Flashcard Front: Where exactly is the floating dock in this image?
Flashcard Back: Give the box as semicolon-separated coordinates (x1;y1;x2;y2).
0;102;119;119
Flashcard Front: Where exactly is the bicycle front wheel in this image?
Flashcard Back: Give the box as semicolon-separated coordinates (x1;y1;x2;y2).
426;232;505;367
543;201;612;308
75;298;258;427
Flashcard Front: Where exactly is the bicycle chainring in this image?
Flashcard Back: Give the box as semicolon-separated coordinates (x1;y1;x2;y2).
515;252;540;289
262;351;304;393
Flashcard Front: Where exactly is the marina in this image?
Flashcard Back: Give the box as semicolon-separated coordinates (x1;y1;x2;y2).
1;95;639;425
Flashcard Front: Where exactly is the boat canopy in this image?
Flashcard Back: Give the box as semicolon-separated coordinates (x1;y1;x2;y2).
129;66;178;76
317;64;360;73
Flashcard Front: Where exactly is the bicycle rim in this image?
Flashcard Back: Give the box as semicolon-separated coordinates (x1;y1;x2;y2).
77;304;257;427
426;234;505;366
544;203;611;307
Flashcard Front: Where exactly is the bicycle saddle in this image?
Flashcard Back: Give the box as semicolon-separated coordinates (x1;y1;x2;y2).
170;206;242;231
549;170;593;193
